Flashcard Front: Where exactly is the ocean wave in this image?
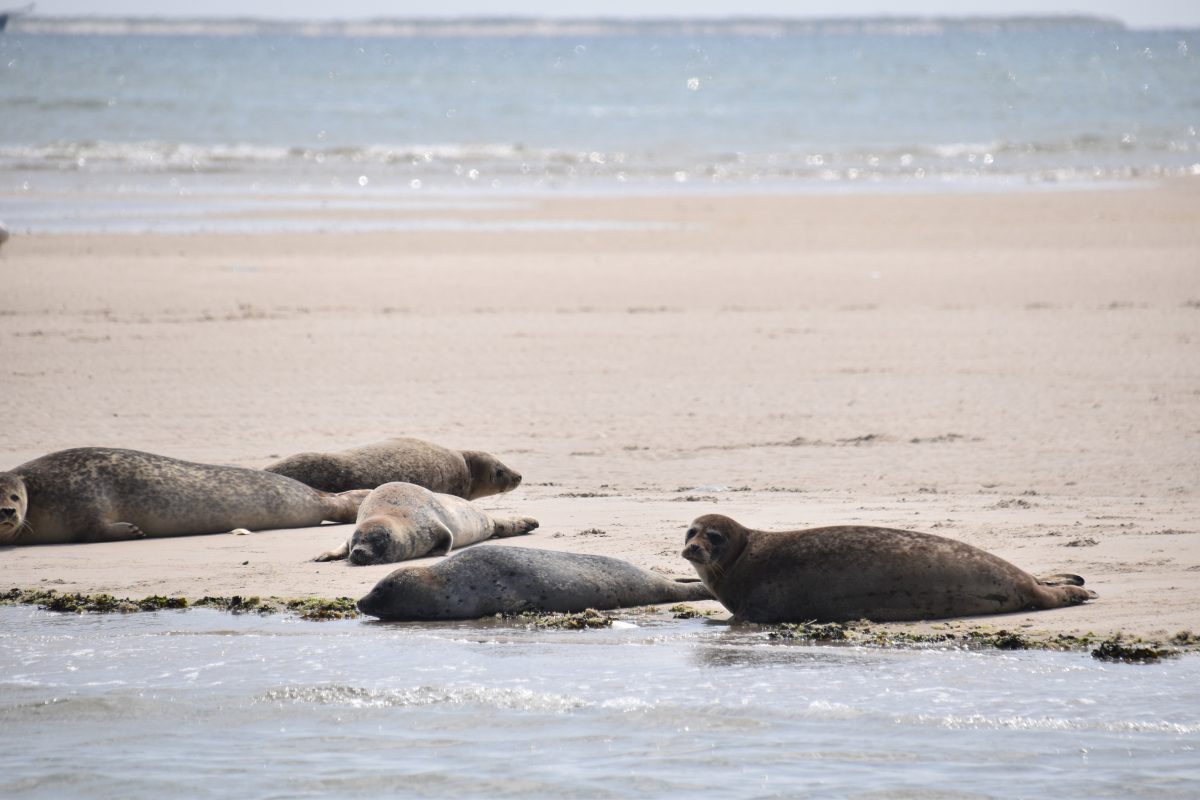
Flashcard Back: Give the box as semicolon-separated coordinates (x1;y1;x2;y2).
11;16;1128;39
909;713;1200;734
3;136;1195;182
259;684;596;713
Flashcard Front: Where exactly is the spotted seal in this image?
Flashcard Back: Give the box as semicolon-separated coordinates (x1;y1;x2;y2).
264;437;521;499
357;545;713;620
0;447;367;545
682;513;1096;623
313;481;538;565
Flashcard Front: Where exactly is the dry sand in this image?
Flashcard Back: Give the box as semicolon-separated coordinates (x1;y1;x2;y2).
2;182;1198;641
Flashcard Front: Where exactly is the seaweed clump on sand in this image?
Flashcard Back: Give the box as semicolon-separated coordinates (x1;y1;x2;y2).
283;597;360;621
2;588;359;621
768;620;858;642
763;621;1116;654
1091;635;1180;664
503;608;615;629
1;588;189;613
193;595;361;620
669;604;718;619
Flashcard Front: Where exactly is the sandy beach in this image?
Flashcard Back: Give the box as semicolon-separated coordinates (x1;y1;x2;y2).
3;182;1198;641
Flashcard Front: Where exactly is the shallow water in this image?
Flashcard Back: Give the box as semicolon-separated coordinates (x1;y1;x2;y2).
1;607;1196;798
2;22;1198;199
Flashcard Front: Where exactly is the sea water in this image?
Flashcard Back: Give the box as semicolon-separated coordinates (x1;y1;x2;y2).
0;19;1198;231
0;606;1196;798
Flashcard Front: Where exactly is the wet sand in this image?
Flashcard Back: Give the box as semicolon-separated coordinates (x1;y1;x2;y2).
2;183;1198;640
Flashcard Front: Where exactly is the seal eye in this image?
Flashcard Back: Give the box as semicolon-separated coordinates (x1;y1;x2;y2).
8;494;17;503
705;530;724;545
685;527;698;541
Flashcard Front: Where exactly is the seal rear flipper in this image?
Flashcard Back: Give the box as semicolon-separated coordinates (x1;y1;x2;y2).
325;489;371;523
675;580;714;601
493;516;539;538
1037;573;1086;587
313;540;350;562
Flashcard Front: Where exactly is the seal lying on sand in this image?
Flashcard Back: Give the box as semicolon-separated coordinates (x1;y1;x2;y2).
313;481;539;565
357;546;714;620
0;447;367;545
682;513;1096;623
265;437;522;499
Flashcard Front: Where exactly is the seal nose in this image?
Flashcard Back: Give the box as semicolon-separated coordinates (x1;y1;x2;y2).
349;546;374;565
510;472;522;487
0;507;14;519
356;588;382;617
682;543;703;562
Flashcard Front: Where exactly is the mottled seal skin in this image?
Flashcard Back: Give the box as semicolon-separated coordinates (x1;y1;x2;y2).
264;437;521;499
0;447;369;546
314;481;539;565
357;546;714;620
682;514;1096;624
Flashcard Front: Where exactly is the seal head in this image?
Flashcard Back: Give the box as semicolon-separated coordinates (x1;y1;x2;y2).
462;450;521;499
0;472;28;544
682;513;747;581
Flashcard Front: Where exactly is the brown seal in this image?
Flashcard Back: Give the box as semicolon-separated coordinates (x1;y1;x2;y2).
0;447;368;545
264;437;521;499
314;481;538;565
357;545;713;620
682;513;1095;623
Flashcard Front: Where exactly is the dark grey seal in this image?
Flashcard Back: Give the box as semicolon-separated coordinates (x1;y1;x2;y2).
682;513;1096;623
314;481;538;565
0;447;367;545
264;436;521;499
357;546;713;620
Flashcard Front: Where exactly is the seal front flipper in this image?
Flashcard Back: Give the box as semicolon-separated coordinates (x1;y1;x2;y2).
430;521;454;556
94;522;145;542
313;540;351;562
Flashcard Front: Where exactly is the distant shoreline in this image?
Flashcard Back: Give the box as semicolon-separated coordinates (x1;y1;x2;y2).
7;15;1131;38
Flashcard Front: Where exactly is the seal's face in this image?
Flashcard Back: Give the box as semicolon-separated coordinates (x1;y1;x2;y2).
0;473;28;544
357;569;444;620
464;452;522;498
348;524;395;565
492;464;521;492
682;520;731;567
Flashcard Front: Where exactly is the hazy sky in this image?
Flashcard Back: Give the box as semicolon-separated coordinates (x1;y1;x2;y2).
25;1;1200;29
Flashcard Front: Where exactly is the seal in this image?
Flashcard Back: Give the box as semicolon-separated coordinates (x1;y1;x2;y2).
0;447;369;545
357;545;714;620
264;437;522;499
0;221;9;251
682;513;1096;623
313;481;539;565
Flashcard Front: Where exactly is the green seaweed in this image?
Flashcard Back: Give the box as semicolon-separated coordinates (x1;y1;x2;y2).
759;621;1159;655
283;597;360;621
768;621;856;642
503;608;615;629
2;588;358;620
1091;635;1179;664
668;604;717;619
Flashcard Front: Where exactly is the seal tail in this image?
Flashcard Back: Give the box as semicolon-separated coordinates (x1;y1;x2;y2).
323;489;370;523
672;578;715;602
